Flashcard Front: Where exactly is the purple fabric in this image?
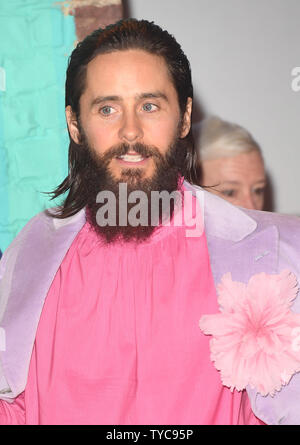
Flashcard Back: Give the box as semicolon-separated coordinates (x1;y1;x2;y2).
1;182;300;424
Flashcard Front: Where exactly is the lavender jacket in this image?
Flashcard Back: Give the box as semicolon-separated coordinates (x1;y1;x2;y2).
1;182;300;425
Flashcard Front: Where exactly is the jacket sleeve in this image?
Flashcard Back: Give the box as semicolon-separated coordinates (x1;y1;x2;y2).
246;372;300;425
246;215;300;425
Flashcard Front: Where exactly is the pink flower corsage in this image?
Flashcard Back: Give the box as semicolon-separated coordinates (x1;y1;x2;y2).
199;270;300;396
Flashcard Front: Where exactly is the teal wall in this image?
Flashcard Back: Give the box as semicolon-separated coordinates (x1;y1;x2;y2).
0;0;76;251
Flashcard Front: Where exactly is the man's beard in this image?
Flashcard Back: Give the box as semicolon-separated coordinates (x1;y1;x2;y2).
83;133;187;244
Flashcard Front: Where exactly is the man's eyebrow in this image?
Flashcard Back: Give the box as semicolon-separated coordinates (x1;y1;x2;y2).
90;91;168;108
90;95;121;107
137;91;169;101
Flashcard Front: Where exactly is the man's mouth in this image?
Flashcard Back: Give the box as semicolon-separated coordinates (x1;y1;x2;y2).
116;152;149;165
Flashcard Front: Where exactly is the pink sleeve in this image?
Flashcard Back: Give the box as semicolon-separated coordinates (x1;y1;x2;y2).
0;393;26;425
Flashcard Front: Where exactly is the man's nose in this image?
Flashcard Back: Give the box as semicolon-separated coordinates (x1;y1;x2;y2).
118;111;143;143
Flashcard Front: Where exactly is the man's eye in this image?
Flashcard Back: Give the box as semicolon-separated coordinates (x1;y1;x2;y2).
100;106;115;115
221;189;236;198
142;103;158;112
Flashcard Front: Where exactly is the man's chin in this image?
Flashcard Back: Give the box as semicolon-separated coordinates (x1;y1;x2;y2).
110;168;155;190
111;163;154;182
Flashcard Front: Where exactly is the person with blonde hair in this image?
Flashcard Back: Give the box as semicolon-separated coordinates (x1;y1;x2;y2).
195;116;267;210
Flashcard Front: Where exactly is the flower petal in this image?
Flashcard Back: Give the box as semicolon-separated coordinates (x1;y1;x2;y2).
199;270;300;396
217;273;247;312
277;270;299;306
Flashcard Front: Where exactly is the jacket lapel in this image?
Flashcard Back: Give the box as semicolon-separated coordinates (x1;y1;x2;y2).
207;225;279;286
183;181;279;286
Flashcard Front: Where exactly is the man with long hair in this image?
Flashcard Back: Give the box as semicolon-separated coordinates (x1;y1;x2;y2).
0;19;300;425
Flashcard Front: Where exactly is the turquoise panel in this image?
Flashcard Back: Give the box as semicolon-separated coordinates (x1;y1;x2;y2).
0;0;76;251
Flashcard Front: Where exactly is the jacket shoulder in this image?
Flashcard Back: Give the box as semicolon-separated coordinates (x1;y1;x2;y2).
242;207;300;237
2;209;58;256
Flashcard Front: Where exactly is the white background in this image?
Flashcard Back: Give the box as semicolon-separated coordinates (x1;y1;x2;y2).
127;0;300;215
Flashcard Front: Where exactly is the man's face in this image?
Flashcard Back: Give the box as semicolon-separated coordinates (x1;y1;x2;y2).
66;49;192;181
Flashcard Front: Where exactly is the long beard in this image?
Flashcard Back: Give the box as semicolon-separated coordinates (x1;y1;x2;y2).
83;136;187;244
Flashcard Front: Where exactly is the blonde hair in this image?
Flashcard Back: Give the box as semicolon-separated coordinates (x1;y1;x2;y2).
195;116;262;161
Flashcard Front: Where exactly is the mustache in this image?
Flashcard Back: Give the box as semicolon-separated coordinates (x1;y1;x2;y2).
97;143;165;166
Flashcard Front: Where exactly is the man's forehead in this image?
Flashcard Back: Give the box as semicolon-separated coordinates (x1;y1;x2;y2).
82;49;176;101
85;49;171;83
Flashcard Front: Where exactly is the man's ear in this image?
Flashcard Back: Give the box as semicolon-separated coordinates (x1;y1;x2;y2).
66;106;81;144
180;97;192;138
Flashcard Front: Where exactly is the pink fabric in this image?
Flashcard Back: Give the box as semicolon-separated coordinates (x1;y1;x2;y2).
200;270;300;397
0;197;262;425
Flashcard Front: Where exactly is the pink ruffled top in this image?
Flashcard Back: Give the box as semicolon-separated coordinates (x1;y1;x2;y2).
0;198;262;425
